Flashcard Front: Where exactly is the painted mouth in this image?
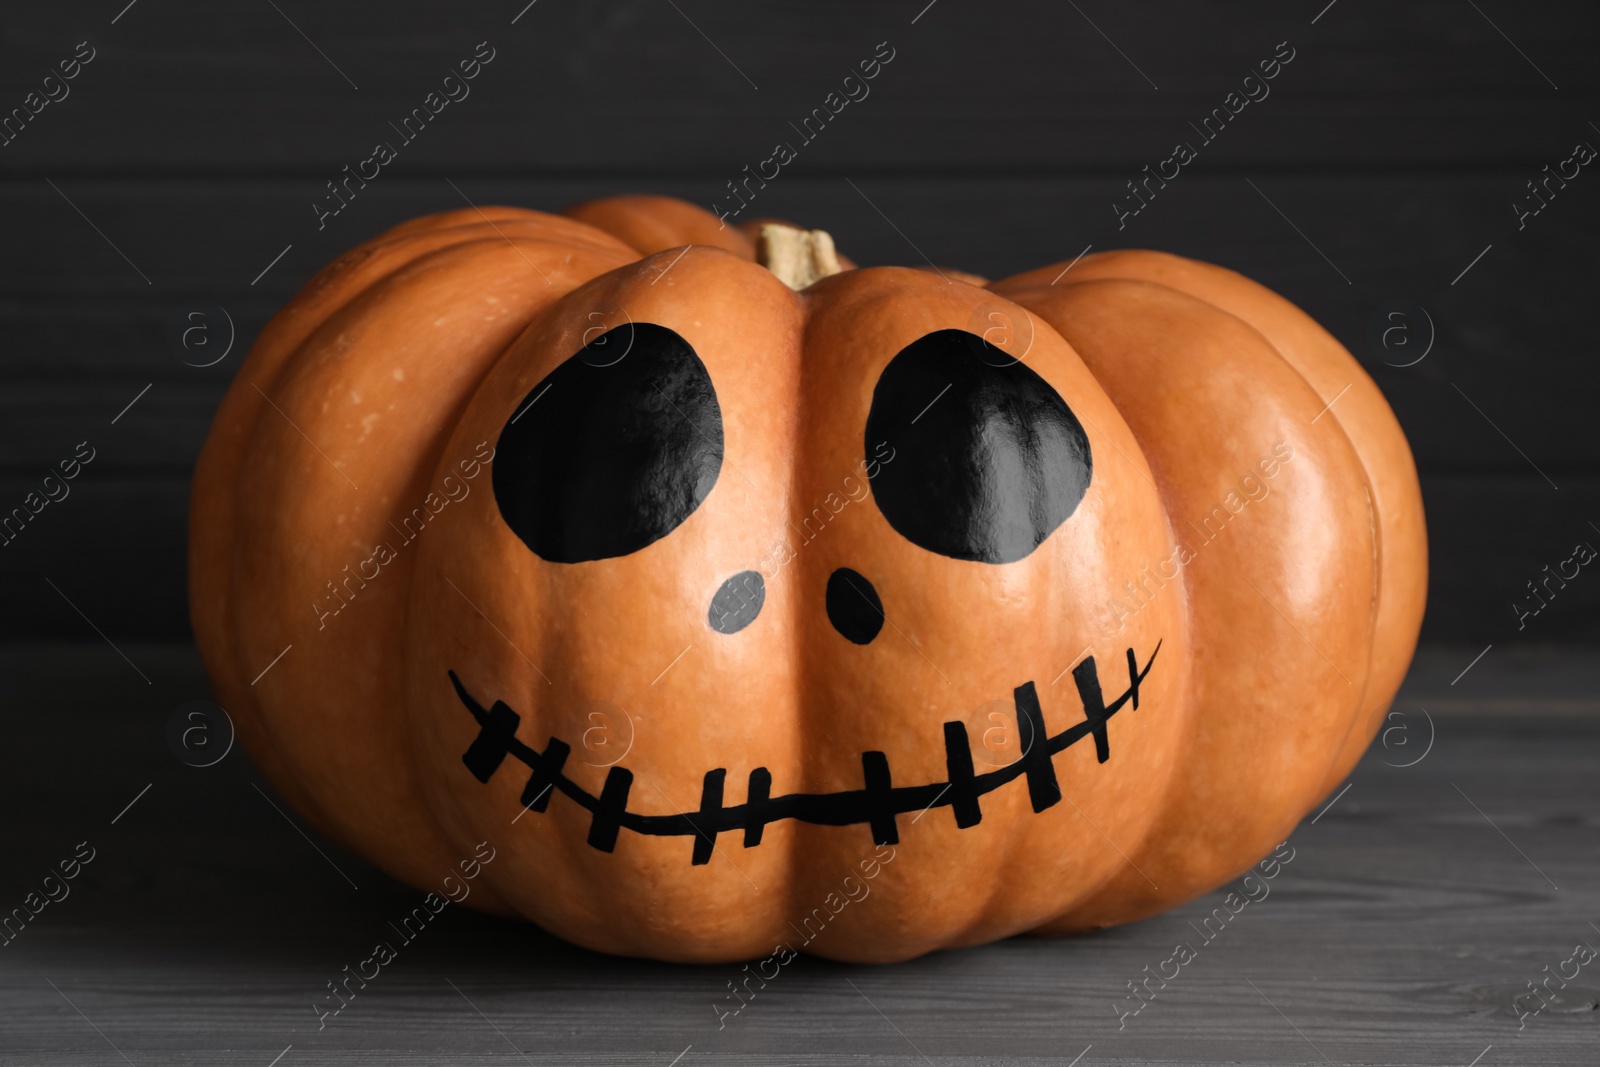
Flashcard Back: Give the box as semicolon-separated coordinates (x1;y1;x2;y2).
450;641;1160;866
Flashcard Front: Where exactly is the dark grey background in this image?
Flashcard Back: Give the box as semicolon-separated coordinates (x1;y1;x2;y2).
5;5;1600;1064
1;0;1596;648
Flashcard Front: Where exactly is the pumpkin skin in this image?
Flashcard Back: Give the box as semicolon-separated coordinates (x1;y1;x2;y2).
189;195;1425;963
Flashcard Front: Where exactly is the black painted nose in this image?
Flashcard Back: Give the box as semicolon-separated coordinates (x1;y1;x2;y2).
826;568;884;644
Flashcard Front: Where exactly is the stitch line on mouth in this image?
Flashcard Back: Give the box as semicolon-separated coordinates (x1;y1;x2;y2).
450;641;1159;866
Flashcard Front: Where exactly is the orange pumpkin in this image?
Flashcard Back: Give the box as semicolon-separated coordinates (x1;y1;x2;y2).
190;194;1425;963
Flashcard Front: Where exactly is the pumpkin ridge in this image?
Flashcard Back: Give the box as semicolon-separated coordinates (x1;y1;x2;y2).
1009;248;1421;796
995;275;1378;931
195;220;635;902
193;225;521;845
1049;257;1385;791
1093;273;1383;801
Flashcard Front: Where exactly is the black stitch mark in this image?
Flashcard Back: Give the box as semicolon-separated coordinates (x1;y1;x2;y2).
692;768;727;864
943;721;982;829
449;640;1159;866
587;767;634;851
1013;681;1063;810
1073;656;1113;764
860;750;899;846
743;767;772;848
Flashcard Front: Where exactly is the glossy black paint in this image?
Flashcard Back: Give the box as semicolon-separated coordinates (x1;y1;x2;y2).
826;567;884;644
449;642;1159;862
864;329;1092;564
708;570;765;634
492;323;722;564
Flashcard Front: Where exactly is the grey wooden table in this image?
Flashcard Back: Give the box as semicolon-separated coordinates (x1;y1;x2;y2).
2;643;1596;1066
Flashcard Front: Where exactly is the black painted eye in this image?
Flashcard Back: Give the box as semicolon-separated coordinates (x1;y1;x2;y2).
864;329;1091;564
826;567;884;644
708;570;765;634
492;323;723;564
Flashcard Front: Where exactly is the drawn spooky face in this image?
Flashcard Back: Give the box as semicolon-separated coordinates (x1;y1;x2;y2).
463;313;1150;854
402;248;1185;957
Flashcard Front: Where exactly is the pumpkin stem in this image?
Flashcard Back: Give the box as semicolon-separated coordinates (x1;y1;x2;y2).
756;223;843;290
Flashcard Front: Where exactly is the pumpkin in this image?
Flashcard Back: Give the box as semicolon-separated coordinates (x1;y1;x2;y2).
190;193;1425;963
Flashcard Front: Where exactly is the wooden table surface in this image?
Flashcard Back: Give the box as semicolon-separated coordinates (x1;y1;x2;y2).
2;643;1596;1066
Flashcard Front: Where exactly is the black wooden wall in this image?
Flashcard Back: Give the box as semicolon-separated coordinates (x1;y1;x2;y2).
2;0;1596;643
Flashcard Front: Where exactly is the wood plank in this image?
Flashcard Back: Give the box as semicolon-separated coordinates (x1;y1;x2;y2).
0;0;1593;173
1399;642;1600;714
